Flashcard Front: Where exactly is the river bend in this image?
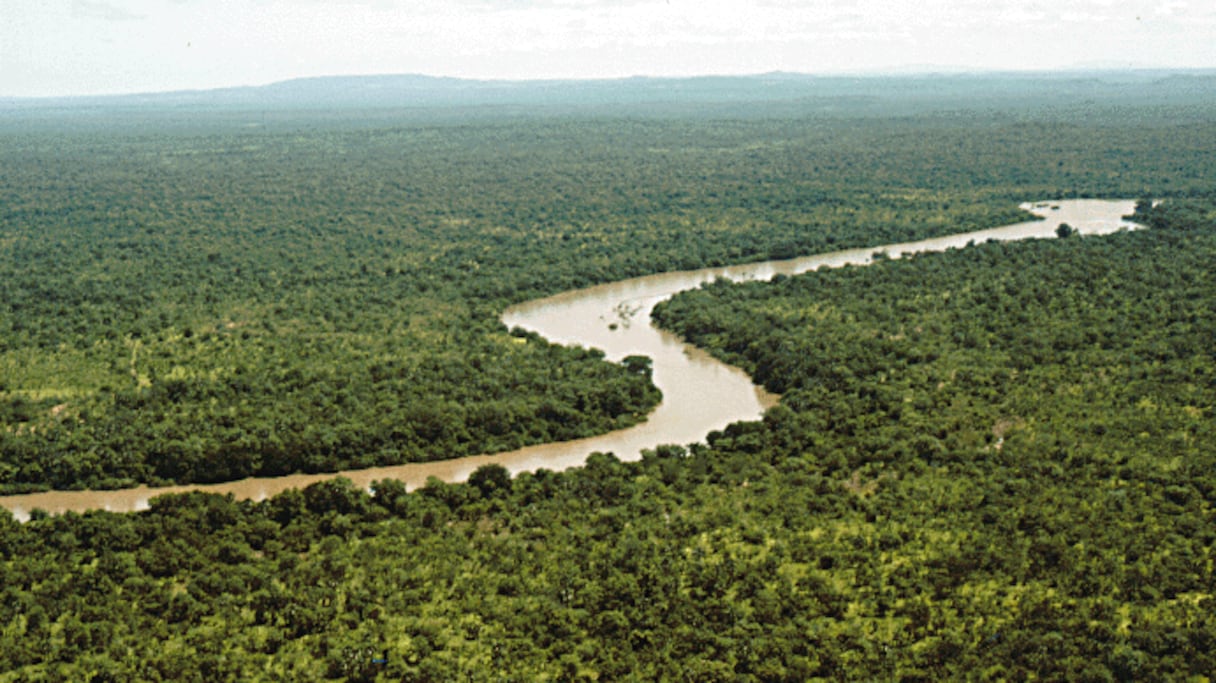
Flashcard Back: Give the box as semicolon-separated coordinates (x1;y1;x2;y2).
0;199;1140;520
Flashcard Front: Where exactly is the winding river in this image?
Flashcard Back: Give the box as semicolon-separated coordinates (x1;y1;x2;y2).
0;199;1140;520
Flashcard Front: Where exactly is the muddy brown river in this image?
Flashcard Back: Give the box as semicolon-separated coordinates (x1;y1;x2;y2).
0;199;1140;520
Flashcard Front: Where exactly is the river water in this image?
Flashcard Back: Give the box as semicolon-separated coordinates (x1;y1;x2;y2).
0;199;1140;520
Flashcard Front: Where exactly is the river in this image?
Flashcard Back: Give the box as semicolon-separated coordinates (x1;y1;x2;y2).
0;199;1140;520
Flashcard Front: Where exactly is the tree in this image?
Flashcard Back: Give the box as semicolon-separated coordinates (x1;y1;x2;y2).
621;355;654;379
468;463;512;499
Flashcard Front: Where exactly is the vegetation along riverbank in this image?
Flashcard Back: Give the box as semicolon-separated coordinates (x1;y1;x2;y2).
0;72;1213;679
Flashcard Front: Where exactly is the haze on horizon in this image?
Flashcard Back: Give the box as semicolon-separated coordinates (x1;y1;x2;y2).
2;0;1215;99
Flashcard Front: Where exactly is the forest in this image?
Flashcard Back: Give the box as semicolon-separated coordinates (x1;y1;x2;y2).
4;76;1216;493
0;73;1214;679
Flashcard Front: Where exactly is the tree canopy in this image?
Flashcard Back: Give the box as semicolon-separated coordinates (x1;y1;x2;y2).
1;76;1215;679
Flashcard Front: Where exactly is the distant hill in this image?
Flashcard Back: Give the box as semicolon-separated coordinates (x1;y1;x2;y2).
3;70;1215;125
1;72;865;110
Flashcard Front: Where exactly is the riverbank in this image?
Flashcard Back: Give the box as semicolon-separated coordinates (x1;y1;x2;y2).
0;199;1141;520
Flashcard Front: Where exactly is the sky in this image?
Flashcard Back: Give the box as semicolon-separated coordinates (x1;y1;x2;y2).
2;0;1214;98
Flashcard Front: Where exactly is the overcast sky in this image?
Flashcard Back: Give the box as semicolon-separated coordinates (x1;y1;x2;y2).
2;0;1214;97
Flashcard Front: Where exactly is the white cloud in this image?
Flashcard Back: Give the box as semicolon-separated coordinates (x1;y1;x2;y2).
71;0;145;21
1;0;1213;96
1154;1;1188;16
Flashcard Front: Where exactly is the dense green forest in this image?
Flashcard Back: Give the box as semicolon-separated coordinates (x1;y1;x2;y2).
9;75;1215;493
2;74;1216;679
0;199;1212;680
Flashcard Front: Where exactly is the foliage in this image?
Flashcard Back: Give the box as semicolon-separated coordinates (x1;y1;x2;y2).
5;83;1216;491
1;193;1213;683
0;77;1214;679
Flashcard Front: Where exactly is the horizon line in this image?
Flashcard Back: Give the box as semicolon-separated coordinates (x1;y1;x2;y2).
4;65;1215;102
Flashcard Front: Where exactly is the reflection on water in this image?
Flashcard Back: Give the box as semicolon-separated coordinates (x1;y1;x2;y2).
0;200;1140;520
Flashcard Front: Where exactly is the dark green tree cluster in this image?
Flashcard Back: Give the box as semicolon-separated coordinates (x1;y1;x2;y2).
0;199;1212;681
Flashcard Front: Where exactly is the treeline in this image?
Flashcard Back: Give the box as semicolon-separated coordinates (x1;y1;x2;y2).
0;197;1212;680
